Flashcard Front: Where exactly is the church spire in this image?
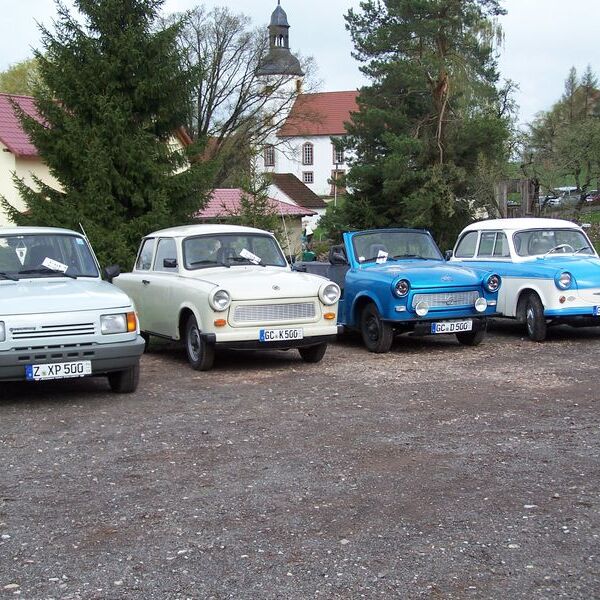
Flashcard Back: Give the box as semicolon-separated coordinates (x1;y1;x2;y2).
256;1;304;77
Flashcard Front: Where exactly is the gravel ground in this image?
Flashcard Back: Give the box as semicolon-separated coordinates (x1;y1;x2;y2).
1;321;600;599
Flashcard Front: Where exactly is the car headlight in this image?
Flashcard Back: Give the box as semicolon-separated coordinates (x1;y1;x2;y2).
319;282;341;306
474;297;488;313
485;274;501;293
101;312;137;334
0;321;5;342
415;301;429;317
209;288;231;311
393;279;410;298
555;271;572;290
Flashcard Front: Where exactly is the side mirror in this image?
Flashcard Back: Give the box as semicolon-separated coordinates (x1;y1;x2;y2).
103;264;121;283
444;250;453;261
163;258;177;269
330;251;348;265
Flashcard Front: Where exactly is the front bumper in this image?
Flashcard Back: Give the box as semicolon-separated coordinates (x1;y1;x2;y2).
0;335;145;382
201;324;341;350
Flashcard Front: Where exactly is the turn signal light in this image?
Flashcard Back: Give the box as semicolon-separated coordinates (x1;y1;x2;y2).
214;319;227;327
126;312;137;332
324;312;336;320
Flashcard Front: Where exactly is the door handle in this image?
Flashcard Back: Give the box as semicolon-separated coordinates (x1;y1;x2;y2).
142;279;150;285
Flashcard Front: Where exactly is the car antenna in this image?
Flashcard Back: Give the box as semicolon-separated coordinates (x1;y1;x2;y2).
79;222;89;241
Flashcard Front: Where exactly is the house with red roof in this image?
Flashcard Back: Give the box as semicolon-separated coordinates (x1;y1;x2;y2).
194;187;315;256
0;93;62;226
259;90;358;200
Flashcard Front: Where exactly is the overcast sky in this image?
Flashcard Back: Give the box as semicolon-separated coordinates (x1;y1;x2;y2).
1;0;599;126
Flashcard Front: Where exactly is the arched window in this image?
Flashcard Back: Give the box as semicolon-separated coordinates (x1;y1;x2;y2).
302;142;314;166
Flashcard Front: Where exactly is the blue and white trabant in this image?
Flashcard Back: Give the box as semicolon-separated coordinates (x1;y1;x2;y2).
296;228;501;352
449;217;600;341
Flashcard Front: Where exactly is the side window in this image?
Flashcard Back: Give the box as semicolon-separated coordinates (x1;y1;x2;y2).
154;238;178;272
478;232;496;257
493;232;510;257
454;231;478;258
135;238;155;270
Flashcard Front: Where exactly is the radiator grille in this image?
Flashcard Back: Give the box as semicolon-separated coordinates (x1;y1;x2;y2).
411;291;479;309
10;322;96;340
233;302;316;324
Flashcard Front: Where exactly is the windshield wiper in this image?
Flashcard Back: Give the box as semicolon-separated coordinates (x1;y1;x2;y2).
392;254;427;260
574;245;592;254
0;271;18;281
17;267;77;279
188;259;230;268
228;256;266;267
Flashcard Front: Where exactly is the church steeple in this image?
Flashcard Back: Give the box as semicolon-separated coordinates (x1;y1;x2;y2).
256;1;304;77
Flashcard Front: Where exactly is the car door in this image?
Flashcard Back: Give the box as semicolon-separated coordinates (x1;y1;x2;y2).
142;237;178;336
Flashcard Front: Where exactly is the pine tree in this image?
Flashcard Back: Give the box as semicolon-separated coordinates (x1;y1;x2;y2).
1;0;214;267
341;0;511;248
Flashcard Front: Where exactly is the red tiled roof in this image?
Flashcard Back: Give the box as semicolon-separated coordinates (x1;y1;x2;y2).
270;173;326;209
195;188;316;219
277;91;358;137
0;93;41;157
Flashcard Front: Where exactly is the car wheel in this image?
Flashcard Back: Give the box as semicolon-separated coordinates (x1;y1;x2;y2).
141;332;150;352
456;328;486;346
298;342;328;363
361;303;394;353
185;314;215;370
108;364;139;393
525;293;547;341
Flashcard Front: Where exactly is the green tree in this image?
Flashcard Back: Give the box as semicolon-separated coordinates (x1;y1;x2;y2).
1;0;214;267
339;0;512;248
0;58;40;95
522;66;600;207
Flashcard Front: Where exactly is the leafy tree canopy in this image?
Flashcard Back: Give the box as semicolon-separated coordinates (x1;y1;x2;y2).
332;0;513;248
0;58;41;95
1;0;215;267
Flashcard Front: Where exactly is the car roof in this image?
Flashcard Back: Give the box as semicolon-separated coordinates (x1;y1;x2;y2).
0;226;84;236
146;223;274;238
462;218;581;233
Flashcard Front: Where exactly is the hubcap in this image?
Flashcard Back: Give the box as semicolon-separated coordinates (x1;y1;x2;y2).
366;316;380;342
188;325;201;361
526;306;535;333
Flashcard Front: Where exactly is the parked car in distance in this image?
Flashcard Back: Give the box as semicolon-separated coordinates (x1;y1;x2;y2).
111;224;341;370
449;218;600;341
294;228;501;353
0;227;144;392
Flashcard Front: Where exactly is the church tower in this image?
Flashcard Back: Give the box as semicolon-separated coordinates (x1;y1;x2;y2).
256;1;304;77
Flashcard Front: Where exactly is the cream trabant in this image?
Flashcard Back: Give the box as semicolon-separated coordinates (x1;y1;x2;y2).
112;224;341;370
0;227;144;392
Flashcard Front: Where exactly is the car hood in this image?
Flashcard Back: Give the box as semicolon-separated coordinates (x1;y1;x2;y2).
183;266;327;300
361;260;485;289
529;255;600;288
0;278;134;316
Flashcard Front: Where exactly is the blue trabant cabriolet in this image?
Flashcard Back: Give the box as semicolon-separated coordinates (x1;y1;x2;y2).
296;228;501;352
449;218;600;341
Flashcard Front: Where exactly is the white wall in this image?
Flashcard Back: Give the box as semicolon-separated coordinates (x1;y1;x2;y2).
260;134;350;197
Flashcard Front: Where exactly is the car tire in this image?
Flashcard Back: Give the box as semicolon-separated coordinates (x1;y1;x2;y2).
185;314;215;371
456;328;486;346
298;342;328;363
108;364;139;393
361;303;394;353
141;332;150;352
525;293;547;341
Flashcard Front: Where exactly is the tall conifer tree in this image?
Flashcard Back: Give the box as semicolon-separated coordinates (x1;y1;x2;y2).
2;0;214;267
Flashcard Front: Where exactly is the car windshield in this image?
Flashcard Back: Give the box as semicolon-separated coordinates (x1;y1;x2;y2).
182;233;287;269
352;230;443;263
513;229;595;257
0;233;99;278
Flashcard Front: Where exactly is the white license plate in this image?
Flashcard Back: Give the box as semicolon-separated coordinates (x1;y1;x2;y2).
259;328;304;342
431;320;473;334
25;360;92;381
